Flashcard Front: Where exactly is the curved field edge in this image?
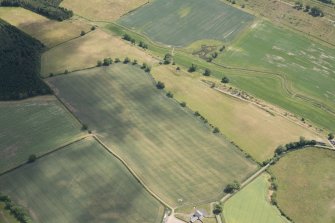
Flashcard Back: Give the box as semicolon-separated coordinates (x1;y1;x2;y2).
0;96;84;173
270;148;335;223
45;64;258;207
0;138;164;223
223;173;288;223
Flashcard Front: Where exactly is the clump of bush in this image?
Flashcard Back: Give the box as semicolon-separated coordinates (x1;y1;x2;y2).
188;64;197;72
180;102;186;107
203;68;211;76
166;91;173;98
140;63;151;73
213;203;223;215
156;81;165;89
221;76;230;83
123;33;136;44
28;154;37;163
224;181;240;193
213;127;220;133
163;53;173;64
103;57;113;66
123;57;130;64
138;41;148;49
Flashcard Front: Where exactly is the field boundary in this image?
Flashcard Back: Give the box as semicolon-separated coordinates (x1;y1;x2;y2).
210;85;328;141
218;144;334;205
44;28;96;51
93;135;173;210
0;134;91;176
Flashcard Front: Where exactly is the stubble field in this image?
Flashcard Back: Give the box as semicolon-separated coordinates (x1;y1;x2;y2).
0;96;84;173
0;138;164;223
46;64;257;207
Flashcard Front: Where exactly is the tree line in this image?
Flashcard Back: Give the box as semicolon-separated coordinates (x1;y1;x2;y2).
261;137;320;166
0;0;73;21
0;20;50;100
0;193;31;223
294;1;324;17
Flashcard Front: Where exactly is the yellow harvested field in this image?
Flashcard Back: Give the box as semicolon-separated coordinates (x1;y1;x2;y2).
152;66;324;162
41;29;157;76
61;0;148;21
0;7;91;47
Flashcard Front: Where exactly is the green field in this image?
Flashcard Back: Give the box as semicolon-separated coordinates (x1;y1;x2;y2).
0;96;84;173
215;21;335;131
223;173;288;223
0;138;164;223
117;0;254;47
271;148;335;223
46;64;257;207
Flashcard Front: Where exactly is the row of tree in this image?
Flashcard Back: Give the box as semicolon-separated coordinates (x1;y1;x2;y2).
0;194;30;223
274;137;317;156
96;57;151;74
294;1;324;17
261;137;319;166
0;0;73;21
123;34;148;49
269;176;294;222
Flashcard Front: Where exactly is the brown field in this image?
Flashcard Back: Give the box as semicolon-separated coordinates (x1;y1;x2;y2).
41;29;157;76
0;7;91;47
152;65;324;161
61;0;148;21
227;0;335;45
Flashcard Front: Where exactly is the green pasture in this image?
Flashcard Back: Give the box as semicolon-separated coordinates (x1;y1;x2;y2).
223;173;288;223
46;64;257;207
0;138;164;223
117;0;254;47
215;21;335;131
0;96;84;173
271;148;335;223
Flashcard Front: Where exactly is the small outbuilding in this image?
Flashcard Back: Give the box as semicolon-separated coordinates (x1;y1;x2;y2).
190;210;204;223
